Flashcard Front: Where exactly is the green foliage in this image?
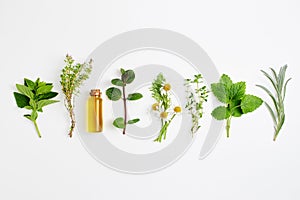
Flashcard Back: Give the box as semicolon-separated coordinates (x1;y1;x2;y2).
113;117;125;129
60;54;93;137
256;65;291;141
127;118;140;124
106;87;122;101
127;93;143;101
185;74;208;135
211;74;263;137
14;78;59;138
106;68;143;134
211;106;229;120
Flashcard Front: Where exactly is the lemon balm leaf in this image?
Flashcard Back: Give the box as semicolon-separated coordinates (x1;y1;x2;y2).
211;74;262;137
241;95;263;114
211;83;228;103
211;106;230;120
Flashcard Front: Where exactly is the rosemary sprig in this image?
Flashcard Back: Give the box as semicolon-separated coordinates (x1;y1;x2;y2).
256;65;291;141
60;54;93;137
185;74;208;135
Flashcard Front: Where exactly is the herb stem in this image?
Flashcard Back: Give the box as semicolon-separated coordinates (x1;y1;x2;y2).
122;84;127;135
33;120;42;138
67;98;75;138
226;117;231;138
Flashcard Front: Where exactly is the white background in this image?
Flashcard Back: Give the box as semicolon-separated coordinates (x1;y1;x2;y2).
1;0;300;199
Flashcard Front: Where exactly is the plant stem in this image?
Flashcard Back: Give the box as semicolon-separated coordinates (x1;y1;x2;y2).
122;85;127;134
33;120;42;138
67;98;75;138
226;117;231;138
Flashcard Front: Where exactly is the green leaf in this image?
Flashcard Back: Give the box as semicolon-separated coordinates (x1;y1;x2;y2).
211;106;230;120
37;85;53;95
14;92;30;108
128;118;140;124
24;114;32;121
121;70;135;84
113;117;125;129
37;92;58;100
16;84;34;99
283;77;291;101
120;68;125;74
220;74;233;89
229;81;246;100
111;78;124;86
229;100;243;117
211;83;228;103
264;102;277;125
24;78;35;90
127;93;143;101
37;100;59;110
256;84;279;116
241;94;263;114
106;87;122;101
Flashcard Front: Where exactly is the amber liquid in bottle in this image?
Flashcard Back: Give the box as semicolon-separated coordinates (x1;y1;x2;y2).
86;89;103;132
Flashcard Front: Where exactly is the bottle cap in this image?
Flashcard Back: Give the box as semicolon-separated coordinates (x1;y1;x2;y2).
90;89;101;96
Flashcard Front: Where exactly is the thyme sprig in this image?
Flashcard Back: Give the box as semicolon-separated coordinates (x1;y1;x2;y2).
60;54;93;137
256;65;291;141
185;74;208;135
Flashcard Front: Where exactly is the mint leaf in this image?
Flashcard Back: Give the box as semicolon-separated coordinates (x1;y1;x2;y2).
211;106;230;120
241;94;263;114
113;117;125;129
106;87;122;101
128;118;140;124
211;83;228;103
127;93;143;101
229;81;246;100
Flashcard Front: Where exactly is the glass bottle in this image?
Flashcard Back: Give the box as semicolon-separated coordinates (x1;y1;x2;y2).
86;89;103;132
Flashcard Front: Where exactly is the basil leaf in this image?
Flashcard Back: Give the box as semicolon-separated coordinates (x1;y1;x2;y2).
14;92;30;108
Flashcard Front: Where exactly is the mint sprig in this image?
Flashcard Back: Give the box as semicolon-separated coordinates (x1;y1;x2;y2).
14;78;59;138
211;74;263;137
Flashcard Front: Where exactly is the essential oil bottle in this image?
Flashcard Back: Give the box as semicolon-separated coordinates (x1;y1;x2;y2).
86;89;103;132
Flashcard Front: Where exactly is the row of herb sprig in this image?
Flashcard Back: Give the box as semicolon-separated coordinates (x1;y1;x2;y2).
13;57;291;141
